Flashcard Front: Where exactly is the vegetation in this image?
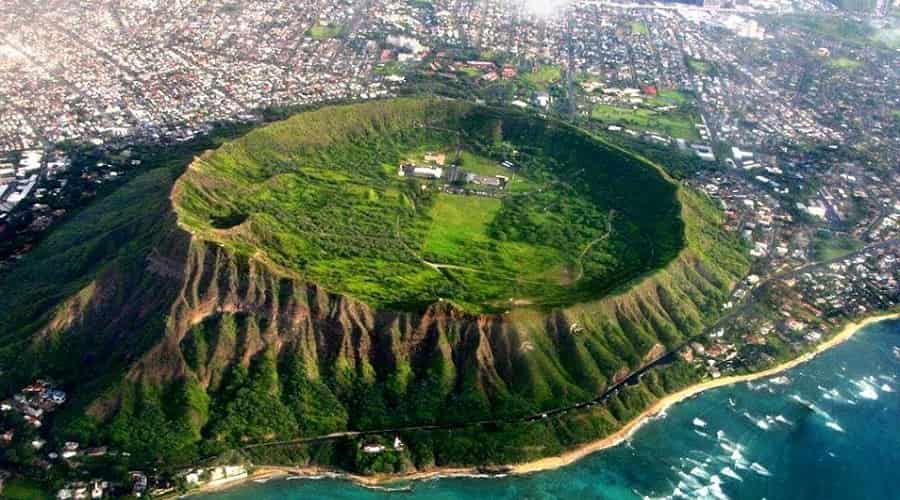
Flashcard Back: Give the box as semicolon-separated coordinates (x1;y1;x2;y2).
770;14;898;49
174;98;686;312
828;56;862;70
591;103;700;140
0;98;750;479
0;478;51;500
307;22;345;40
686;58;713;75
522;65;562;89
811;231;864;261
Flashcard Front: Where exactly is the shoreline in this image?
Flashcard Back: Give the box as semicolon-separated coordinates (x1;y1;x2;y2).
189;312;900;495
510;311;899;474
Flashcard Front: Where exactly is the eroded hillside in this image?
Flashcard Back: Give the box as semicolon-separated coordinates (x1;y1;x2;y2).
0;99;749;472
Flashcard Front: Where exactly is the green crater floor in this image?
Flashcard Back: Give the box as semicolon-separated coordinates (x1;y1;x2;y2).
174;98;685;312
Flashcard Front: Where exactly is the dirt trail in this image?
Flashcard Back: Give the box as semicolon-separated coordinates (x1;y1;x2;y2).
574;210;615;281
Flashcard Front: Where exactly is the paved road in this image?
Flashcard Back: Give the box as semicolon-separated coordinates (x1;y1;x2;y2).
242;347;677;451
241;238;899;452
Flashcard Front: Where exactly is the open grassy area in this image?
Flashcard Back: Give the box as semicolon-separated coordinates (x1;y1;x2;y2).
771;14;899;49
307;22;345;40
1;479;50;500
522;65;561;89
811;232;864;261
872;27;900;49
653;89;689;106
591;103;700;140
631;21;649;35
424;194;502;259
175;98;685;312
828;56;863;70
686;58;713;75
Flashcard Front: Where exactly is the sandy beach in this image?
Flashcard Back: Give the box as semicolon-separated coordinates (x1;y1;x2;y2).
511;311;900;475
188;312;899;494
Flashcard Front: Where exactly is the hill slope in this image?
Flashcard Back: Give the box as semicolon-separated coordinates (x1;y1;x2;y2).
0;99;749;472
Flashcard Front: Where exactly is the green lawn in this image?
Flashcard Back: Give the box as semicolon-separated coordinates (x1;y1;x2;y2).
1;479;50;500
461;67;482;78
828;57;862;70
421;193;580;309
631;21;649;35
457;150;500;175
811;233;864;261
307;23;345;40
522;65;561;89
374;61;404;76
686;58;712;75
653;89;689;106
423;194;502;262
591;103;700;140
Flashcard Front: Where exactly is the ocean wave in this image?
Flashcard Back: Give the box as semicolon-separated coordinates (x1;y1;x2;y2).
746;381;769;391
689;466;711;480
423;473;501;481
677;470;703;489
708;481;729;500
730;448;749;470
881;384;894;393
694;429;710;438
825;421;846;433
684;457;705;468
285;473;340;481
792;394;835;420
360;484;414;492
693;417;708;428
749;462;772;476
852;379;879;400
743;411;771;430
769;375;791;385
774;414;794;426
720;467;743;482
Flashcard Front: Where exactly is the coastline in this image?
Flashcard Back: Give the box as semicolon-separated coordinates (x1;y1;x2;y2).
510;311;899;474
188;312;900;495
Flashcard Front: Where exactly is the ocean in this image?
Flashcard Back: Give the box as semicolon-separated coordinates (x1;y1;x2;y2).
201;319;900;500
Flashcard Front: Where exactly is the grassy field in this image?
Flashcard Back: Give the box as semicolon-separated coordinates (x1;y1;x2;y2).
811;233;864;261
653;89;689;106
174;98;685;312
522;65;561;89
307;22;345;40
591;103;700;140
872;27;900;49
631;21;649;35
424;194;502;258
686;58;713;75
828;56;862;70
771;15;899;49
0;479;50;500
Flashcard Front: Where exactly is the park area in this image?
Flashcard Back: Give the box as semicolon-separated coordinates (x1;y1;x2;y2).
591;102;700;140
174;98;684;312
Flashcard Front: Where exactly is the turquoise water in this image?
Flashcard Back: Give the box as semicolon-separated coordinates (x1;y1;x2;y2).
204;319;900;499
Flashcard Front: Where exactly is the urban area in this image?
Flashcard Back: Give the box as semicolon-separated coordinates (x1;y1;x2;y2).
0;0;898;497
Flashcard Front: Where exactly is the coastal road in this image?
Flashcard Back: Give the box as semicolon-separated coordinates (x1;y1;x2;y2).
240;238;898;454
241;348;678;452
